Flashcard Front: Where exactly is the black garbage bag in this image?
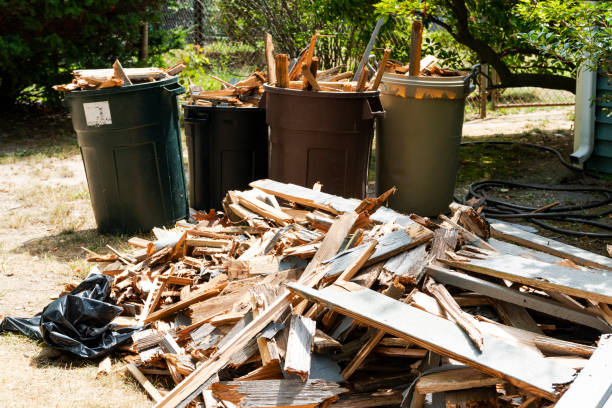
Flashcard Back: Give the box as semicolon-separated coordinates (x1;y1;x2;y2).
0;273;142;358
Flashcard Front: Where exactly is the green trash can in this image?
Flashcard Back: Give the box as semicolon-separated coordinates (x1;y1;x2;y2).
377;68;477;216
65;77;188;233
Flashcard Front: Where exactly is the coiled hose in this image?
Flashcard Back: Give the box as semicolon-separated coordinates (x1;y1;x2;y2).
457;141;612;238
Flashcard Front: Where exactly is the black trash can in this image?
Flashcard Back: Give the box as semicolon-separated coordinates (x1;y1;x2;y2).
64;77;188;233
261;85;384;199
183;104;268;211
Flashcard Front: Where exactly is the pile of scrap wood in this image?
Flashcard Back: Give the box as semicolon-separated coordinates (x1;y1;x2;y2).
188;71;266;107
53;60;185;92
78;179;612;408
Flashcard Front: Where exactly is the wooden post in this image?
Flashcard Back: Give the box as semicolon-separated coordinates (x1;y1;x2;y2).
409;19;423;76
479;64;488;119
491;67;499;110
140;22;149;62
370;48;391;91
275;54;289;88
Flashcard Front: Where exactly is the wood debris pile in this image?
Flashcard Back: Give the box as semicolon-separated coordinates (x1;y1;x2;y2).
79;179;612;408
188;71;266;107
53;60;185;92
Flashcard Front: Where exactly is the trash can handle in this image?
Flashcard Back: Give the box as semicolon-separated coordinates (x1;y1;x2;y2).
363;97;385;120
162;82;186;96
464;64;480;94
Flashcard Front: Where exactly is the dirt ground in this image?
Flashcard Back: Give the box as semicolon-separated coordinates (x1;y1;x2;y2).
0;106;610;407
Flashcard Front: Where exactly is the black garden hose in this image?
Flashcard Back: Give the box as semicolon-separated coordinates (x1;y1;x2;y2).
457;141;612;238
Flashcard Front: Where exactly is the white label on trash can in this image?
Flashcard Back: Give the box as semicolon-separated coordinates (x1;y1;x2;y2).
83;101;112;126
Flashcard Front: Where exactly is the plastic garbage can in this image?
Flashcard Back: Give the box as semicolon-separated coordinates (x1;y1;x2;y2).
377;69;477;215
64;77;188;233
261;85;385;199
183;104;268;211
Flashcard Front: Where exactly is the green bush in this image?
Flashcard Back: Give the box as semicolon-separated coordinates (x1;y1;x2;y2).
0;0;184;109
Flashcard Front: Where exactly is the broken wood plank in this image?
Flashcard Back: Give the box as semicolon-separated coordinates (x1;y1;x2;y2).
416;367;502;394
126;363;163;402
322;227;432;281
382;243;428;285
490;220;612;271
426;265;610;332
370;47;391;91
284;315;316;381
265;33;276;86
555;334;612;408
492;301;544;334
442;254;612;304
425;278;484;351
144;275;228;323
287;283;576;401
210;379;347;408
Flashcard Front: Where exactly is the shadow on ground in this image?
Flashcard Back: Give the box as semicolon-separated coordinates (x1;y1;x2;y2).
11;228;130;262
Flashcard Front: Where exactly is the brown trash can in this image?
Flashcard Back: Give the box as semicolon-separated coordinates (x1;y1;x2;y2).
261;85;384;199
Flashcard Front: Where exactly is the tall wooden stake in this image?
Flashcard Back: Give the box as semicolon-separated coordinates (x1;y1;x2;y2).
408;19;423;76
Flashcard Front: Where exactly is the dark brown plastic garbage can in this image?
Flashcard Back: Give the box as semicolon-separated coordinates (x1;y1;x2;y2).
377;71;476;216
262;85;384;199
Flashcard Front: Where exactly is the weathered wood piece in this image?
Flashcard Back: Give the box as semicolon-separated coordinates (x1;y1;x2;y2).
416;367;502;394
382;243;428;284
210;379;347;408
555;334;612;408
329;389;404;408
442;254;612;304
490;220;612;271
265;33;276;86
492;301;543;334
425;278;484;351
370;47;391;91
249;179;415;227
409;19;423;76
323;228;431;280
426;265;611;332
126;363;163;402
284;315;317;381
275;54;289;88
287;283;576;401
145;275;228;323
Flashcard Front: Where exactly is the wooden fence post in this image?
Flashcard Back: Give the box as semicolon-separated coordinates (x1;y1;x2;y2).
479;64;488;119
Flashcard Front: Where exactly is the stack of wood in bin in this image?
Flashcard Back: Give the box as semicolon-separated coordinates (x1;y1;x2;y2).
268;32;392;93
53;60;185;92
75;178;612;408
385;55;463;77
188;71;266;107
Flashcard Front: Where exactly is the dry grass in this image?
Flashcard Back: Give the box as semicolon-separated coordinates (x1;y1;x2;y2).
0;111;156;407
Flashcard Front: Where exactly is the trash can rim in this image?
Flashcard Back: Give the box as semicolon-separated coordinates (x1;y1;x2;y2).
182;103;264;112
263;84;380;98
64;76;180;98
381;72;468;86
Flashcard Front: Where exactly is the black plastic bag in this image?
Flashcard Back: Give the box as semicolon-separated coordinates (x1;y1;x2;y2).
0;273;141;358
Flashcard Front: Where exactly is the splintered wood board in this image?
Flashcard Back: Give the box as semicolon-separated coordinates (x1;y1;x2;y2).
211;379;347;407
554;334;612;408
490;220;612;271
426;266;611;332
287;283;575;401
442;254;612;304
249;179;415;226
322;229;418;279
